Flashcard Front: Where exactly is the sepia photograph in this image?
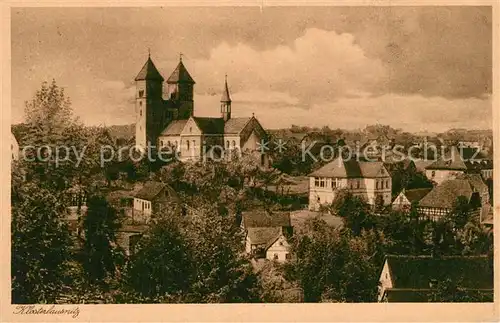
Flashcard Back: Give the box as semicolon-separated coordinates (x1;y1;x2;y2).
5;3;498;319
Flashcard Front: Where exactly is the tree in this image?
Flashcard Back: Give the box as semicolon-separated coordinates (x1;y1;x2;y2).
123;216;192;301
427;278;493;302
183;201;261;303
285;218;379;302
332;191;375;236
81;195;122;285
22;80;86;191
11;182;72;303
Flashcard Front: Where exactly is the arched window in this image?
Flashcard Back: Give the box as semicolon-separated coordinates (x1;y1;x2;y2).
167;140;171;146
226;140;230;149
187;140;190;150
160;140;164;147
232;140;236;148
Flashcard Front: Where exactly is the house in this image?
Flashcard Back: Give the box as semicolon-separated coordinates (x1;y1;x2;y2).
378;255;493;302
417;177;484;220
245;227;291;262
11;132;19;161
308;158;392;211
132;181;179;223
425;146;467;185
392;188;432;211
134;54;268;163
241;210;292;262
465;159;493;181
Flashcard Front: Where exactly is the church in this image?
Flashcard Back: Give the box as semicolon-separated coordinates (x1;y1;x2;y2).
134;54;268;162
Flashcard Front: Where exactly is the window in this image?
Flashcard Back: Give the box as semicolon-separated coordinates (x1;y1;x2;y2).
160;140;164;147
332;179;337;188
386;180;389;188
431;171;436;177
285;253;291;260
232;140;236;148
187;140;190;150
376;181;379;189
139;101;142;107
189;127;192;133
167;140;171;146
138;90;144;98
315;177;320;187
279;241;284;246
226;140;230;149
320;178;325;188
140;110;142;117
357;180;360;189
273;254;279;260
317;197;320;202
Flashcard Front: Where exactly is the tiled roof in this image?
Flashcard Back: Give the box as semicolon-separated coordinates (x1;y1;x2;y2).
403;188;432;203
310;158;388;178
385;255;493;290
242;210;291;228
166;60;195;84
135;57;164;81
425;146;468;170
224;117;251;134
193;117;225;134
418;179;474;209
160;120;188;136
134;181;168;201
247;227;282;248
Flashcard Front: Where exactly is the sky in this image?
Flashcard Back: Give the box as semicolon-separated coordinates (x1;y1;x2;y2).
11;6;492;133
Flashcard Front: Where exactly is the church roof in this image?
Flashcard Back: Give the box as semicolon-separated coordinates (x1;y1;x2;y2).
160;120;189;136
167;60;195;84
224;117;252;134
135;57;164;81
193;117;225;134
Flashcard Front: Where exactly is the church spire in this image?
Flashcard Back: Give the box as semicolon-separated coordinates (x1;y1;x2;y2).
220;74;231;103
220;74;231;121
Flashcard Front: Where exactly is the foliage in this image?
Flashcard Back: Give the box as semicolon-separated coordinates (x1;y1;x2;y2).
285;218;379;302
331;190;375;236
123;215;192;300
427;278;493;302
11;182;72;303
81;195;122;285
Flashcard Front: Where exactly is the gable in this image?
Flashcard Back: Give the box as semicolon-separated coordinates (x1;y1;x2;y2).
393;192;410;205
181;117;202;136
240;117;267;144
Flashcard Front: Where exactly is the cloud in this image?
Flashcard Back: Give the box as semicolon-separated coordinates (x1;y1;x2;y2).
158;28;387;105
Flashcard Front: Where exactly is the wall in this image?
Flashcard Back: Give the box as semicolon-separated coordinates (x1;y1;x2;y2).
134;198;152;217
364;177;392;205
266;235;291;262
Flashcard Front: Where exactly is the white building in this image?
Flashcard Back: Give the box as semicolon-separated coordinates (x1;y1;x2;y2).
241;210;292;262
424;146;467;185
132;181;179;223
308;158;392;211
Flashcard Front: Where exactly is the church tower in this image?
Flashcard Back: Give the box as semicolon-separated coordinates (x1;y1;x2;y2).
134;54;164;148
220;74;232;121
166;54;195;119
